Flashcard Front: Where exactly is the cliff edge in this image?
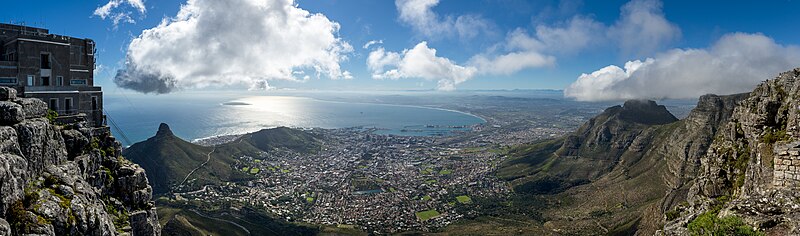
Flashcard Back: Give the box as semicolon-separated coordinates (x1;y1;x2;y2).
0;87;160;235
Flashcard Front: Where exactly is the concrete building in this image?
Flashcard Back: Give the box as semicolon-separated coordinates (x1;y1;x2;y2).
0;23;103;126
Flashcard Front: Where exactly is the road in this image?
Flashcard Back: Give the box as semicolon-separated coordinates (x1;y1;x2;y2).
177;147;216;187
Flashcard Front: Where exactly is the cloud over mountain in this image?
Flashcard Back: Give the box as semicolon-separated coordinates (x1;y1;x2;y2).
565;33;800;101
114;0;352;94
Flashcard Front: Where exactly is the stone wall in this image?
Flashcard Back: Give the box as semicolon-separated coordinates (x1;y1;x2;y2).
773;141;800;188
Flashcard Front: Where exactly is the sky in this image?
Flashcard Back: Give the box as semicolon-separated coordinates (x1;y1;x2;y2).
2;0;800;101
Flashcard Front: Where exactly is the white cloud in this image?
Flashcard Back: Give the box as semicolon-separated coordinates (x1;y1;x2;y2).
94;0;146;26
367;42;477;91
534;16;606;54
465;0;680;76
363;40;383;49
565;33;800;101
395;0;493;40
608;0;681;56
467;16;602;75
114;0;353;94
469;51;555;76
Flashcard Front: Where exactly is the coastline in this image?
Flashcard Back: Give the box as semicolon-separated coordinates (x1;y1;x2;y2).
229;95;490;123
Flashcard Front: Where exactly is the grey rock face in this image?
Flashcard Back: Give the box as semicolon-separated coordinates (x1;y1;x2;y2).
0;87;16;101
0;103;160;235
0;126;22;156
0;101;24;125
662;68;800;234
61;129;89;159
14;118;67;176
130;208;162;236
0;154;27;218
13;98;48;119
0;218;10;235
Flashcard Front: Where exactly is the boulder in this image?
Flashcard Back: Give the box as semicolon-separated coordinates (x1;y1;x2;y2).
62;129;89;159
115;165;153;209
0;86;16;101
0;101;24;125
130;208;162;236
14;118;67;176
14;98;48;119
0;154;28;218
0;126;22;156
0;218;10;235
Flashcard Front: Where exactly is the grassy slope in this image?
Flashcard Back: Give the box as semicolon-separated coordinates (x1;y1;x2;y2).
445;116;683;235
124;134;216;193
157;201;320;236
124;126;320;194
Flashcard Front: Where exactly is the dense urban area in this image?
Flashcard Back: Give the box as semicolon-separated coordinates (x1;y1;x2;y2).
160;95;686;233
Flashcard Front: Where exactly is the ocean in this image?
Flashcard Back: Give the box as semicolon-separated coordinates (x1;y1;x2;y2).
103;92;485;146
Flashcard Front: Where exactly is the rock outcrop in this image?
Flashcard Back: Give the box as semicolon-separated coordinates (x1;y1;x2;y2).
0;87;160;235
498;68;800;235
662;68;800;235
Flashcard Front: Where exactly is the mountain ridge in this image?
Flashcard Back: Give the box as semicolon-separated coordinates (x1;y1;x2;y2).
124;124;321;194
486;68;800;235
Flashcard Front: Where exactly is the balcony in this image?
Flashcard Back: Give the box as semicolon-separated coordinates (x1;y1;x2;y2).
23;86;101;93
0;61;16;67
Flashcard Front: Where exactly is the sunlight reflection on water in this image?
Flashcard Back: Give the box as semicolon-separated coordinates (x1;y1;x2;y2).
106;94;484;145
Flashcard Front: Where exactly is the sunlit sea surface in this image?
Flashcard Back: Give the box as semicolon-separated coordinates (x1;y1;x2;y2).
104;93;485;146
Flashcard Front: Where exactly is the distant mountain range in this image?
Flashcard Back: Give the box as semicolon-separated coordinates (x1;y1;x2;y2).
123;123;320;194
476;68;800;235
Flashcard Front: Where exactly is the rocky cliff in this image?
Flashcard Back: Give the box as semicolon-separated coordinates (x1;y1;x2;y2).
662;68;800;235
0;87;160;235
496;68;800;235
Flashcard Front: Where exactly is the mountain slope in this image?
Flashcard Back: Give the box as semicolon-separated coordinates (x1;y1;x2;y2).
663;68;800;235
483;68;800;235
487;96;749;234
123;124;225;194
123;124;321;194
499;99;678;195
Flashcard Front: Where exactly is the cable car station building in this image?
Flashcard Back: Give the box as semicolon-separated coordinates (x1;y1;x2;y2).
0;23;103;126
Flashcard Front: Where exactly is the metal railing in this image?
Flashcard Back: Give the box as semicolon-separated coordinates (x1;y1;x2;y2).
24;86;101;92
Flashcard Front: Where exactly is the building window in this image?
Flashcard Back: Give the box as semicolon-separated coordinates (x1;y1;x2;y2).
70;79;87;85
49;98;58;111
0;78;17;84
87;41;95;56
42;76;50;86
27;75;34;86
4;52;15;61
65;98;73;112
56;76;63;86
41;54;51;69
91;96;98;110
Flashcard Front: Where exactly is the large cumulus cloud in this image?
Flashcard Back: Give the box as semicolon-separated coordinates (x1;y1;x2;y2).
367;42;477;91
565;33;800;101
114;0;353;94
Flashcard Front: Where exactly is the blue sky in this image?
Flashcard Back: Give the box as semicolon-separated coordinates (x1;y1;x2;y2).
2;0;800;99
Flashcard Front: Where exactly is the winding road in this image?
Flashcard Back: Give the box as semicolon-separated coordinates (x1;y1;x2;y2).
178;147;216;187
